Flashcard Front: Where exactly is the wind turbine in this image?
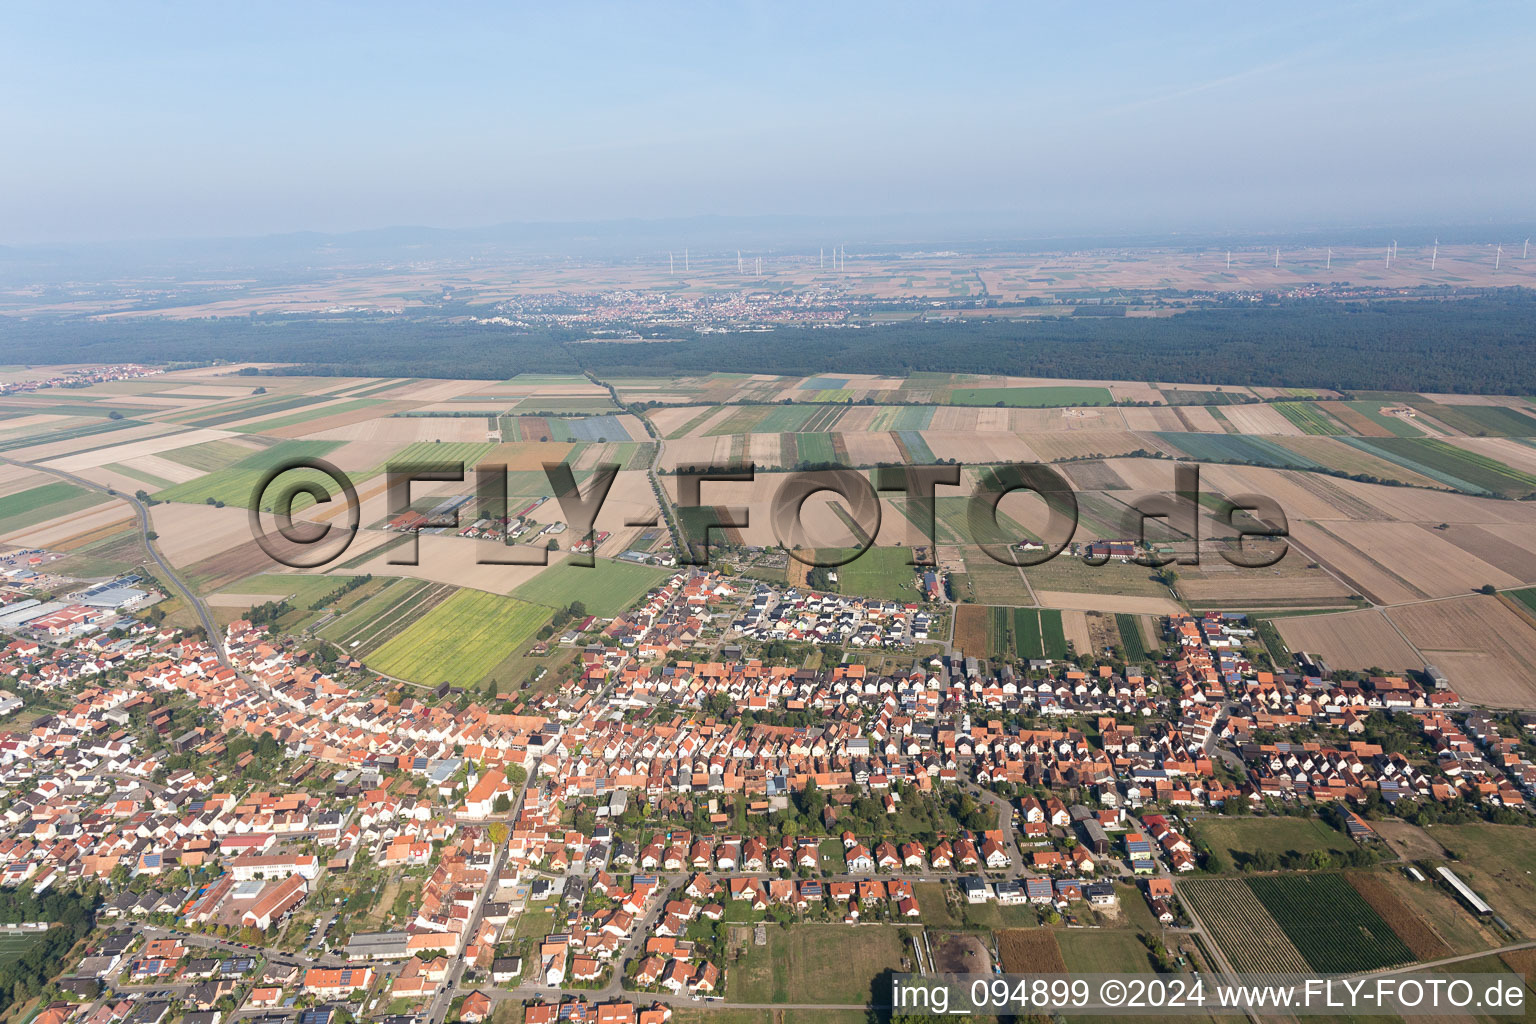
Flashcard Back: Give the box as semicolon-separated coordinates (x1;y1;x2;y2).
1226;251;1231;270
1431;239;1438;271
1326;247;1332;271
1496;244;1502;271
669;252;674;274
1525;238;1531;259
1274;249;1280;268
737;250;742;274
684;249;690;273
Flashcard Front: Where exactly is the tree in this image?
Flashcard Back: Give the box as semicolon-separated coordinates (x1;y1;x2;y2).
493;793;512;814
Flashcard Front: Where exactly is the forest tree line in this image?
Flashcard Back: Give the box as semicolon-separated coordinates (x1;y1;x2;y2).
6;291;1536;393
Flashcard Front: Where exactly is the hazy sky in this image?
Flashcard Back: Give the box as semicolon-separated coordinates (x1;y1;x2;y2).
4;1;1534;243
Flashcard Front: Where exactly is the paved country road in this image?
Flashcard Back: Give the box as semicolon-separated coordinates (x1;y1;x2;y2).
1;455;229;666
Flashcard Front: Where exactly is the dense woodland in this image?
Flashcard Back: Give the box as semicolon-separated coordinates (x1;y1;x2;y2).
6;292;1536;393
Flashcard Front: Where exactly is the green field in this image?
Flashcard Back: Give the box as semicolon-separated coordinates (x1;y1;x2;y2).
824;545;918;601
319;578;439;654
152;440;343;508
0;415;144;453
180;393;326;428
729;923;903;1004
50;528;147;578
366;589;551;686
0;480;109;531
1400;398;1536;437
1344;401;1424;437
1272;401;1341;435
160;438;266;472
1115;613;1148;662
1041;608;1068;659
1341;436;1536;496
236;398;383;433
1194;816;1351;871
948;386;1113;407
1013;608;1044;658
792;431;838;465
217;573;362;606
1157;432;1323;470
1246;874;1413;974
1510;587;1536;617
511;558;669;616
1057;929;1158;973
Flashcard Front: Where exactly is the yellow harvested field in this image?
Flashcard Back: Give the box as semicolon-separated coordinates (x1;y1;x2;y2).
1;501;134;548
1060;609;1093;653
1288;520;1424;605
1174;405;1226;433
1320;520;1521;597
9;421;173;462
1120;406;1186;431
1332;477;1536;526
147;503;254;566
1032;590;1183;615
351;532;563;594
1275;609;1422;671
1387;596;1536;707
841;432;901;466
660;435;736;471
1218;403;1304;435
922;431;1038;463
299;415;495;444
1179;574;1351;604
0;465;51;497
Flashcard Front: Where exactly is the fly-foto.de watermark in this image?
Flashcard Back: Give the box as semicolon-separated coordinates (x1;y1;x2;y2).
248;459;1289;571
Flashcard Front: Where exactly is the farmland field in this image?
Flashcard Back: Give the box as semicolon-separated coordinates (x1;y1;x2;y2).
1386;595;1536;707
510;558;669;616
318;578;439;653
1156;432;1324;470
948;386;1112;407
152;439;343;507
1427;823;1536;936
1246;873;1413;973
1040;608;1068;658
1193;816;1351;872
1341;436;1536;497
1344;872;1452;961
1274;608;1421;672
366;588;550;686
792;431;838;465
1509;586;1536;617
826;545;919;601
1272;401;1341;435
1115;613;1148;662
997;929;1066;973
1056;929;1157;974
1179;877;1309;974
729;923;902;1004
0;481;109;533
953;605;1001;659
1013;608;1044;658
1343;400;1424;437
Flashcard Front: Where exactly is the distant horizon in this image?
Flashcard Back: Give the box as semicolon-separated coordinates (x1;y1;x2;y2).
6;210;1536;258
